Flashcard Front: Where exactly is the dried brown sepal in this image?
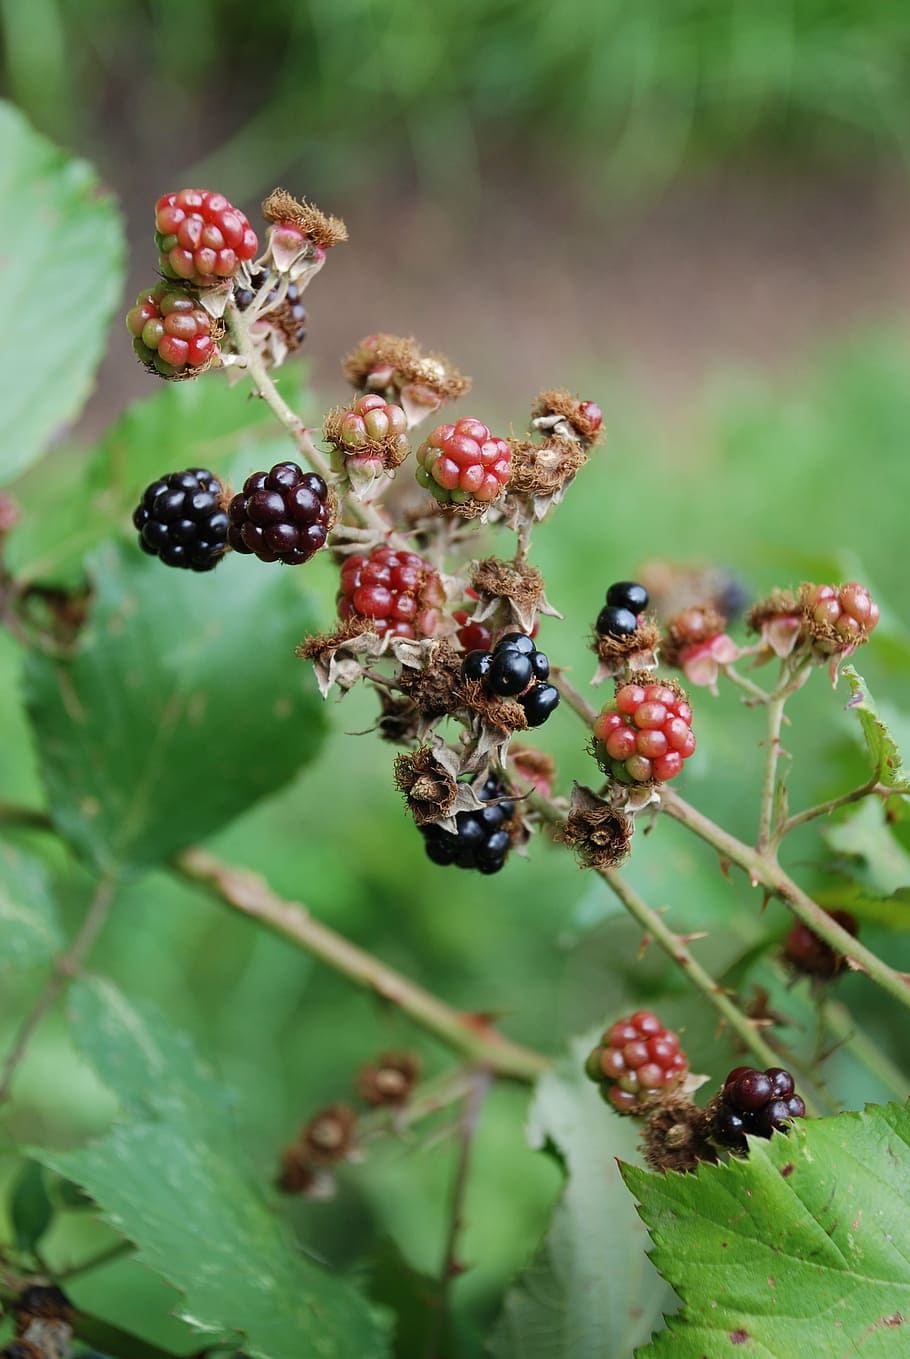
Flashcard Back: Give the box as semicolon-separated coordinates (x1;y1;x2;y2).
746;588;803;661
591;618;661;682
262;188;349;249
432;495;494;522
641;1098;719;1173
469;556;560;634
296;615;382;698
394;746;459;824
13;1287;74;1333
297;616;374;662
323;405;410;472
661;604;728;668
299;1103;359;1166
396;640;464;722
342;334;470;404
556;783;633;870
275;1142;317;1195
356;1051;421;1107
459;677;528;734
375;690;422;745
506;437;587;498
531;389;605;446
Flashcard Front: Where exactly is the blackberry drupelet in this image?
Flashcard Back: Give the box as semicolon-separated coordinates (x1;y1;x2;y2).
228;461;331;565
712;1066;806;1148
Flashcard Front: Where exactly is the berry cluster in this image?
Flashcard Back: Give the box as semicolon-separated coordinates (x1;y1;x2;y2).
228;462;331;565
462;633;559;727
155;189;258;285
132;469;229;571
712;1066;805;1147
596;580;649;638
126;283;218;377
337;394;408;455
420;775;514;874
415;418;510;506
585;1010;688;1113
338;546;445;639
784;909;859;979
803;582;880;648
594;681;695;784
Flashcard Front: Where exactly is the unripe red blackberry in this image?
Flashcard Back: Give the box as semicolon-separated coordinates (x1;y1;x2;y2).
126;282;220;378
593;681;695;785
338;395;408;455
155;189;258;285
585;1010;689;1113
228;462;333;565
420;774;515;874
784;909;859;979
800;581;880;654
416;418;510;507
132;468;229;571
711;1066;805;1148
337;545;446;639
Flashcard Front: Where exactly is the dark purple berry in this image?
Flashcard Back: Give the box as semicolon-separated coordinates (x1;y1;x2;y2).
487;649;533;696
596;605;638;637
420;777;513;874
729;1069;772;1111
462;650;494;682
606;581;649;613
713;1065;804;1150
520;683;560;727
496;632;536;655
766;1068;795;1099
530;650;550;680
229;462;331;565
132;468;228;571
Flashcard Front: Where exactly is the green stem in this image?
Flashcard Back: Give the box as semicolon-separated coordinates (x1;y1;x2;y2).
780;777;888;837
174;848;549;1085
660;788;910;1014
223;299;403;545
757;688;788;852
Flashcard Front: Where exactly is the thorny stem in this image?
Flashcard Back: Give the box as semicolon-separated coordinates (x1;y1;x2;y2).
721;664;771;704
659;787;910;1013
426;1070;491;1358
0;873;117;1105
174;848;549;1084
779;777;889;837
519;782;802;1089
223;298;407;547
357;1068;477;1146
757;687;788;851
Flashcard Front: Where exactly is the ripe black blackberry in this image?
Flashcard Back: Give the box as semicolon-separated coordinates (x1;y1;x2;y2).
596;580;649;638
228;461;332;564
461;632;560;727
420;775;515;874
712;1066;806;1149
132;468;229;571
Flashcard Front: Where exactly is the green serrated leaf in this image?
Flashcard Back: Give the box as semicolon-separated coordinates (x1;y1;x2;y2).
842;665;909;791
10;1158;53;1251
815;882;910;931
489;1038;674;1359
24;541;326;873
0;101;124;485
0;841;62;968
32;978;390;1359
622;1103;910;1358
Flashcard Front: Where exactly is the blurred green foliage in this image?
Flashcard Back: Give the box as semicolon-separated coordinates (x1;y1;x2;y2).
4;0;910;198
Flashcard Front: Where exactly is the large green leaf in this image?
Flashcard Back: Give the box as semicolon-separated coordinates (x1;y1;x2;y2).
33;978;390;1359
841;666;909;791
623;1103;910;1358
25;541;326;873
0;101;124;484
6;374;305;588
489;1039;674;1359
0;841;62;969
